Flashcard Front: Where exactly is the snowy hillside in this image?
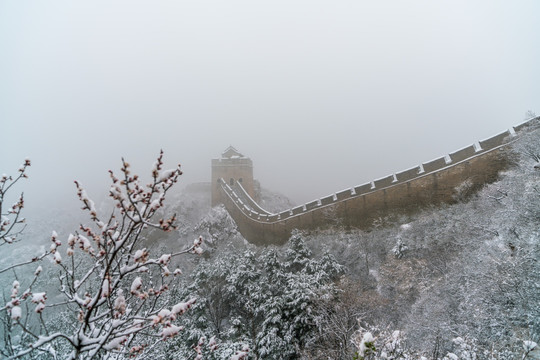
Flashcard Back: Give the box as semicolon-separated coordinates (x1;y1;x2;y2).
1;122;540;359
157;123;540;359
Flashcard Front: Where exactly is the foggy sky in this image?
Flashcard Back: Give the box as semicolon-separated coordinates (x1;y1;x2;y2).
1;1;539;218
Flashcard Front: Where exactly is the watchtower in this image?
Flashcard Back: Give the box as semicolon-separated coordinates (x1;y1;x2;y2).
211;146;255;206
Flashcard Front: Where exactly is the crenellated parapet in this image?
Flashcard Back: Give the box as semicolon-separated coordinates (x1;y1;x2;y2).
211;146;256;207
216;117;540;245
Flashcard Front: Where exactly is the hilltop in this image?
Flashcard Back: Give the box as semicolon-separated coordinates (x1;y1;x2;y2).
159;120;540;358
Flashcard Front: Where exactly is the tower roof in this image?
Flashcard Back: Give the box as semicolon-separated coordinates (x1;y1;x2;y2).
221;146;245;159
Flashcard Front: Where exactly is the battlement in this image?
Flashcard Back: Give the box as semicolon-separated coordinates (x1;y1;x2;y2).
211;158;253;166
216;117;539;245
211;146;256;207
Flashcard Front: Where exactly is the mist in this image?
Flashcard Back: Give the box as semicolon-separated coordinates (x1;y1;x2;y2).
1;0;539;219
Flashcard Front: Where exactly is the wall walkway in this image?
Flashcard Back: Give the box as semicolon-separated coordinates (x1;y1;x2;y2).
219;118;539;245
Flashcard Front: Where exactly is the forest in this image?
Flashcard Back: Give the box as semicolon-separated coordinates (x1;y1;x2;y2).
1;119;540;359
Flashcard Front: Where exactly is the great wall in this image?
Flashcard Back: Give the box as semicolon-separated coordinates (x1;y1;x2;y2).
211;117;540;245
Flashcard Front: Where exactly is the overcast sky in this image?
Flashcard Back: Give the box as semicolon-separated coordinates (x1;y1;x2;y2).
1;1;539;217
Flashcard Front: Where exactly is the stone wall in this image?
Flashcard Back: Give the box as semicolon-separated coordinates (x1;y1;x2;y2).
211;157;255;206
218;118;539;245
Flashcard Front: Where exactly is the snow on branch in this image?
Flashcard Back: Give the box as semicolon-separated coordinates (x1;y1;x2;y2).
0;159;31;248
1;153;205;359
